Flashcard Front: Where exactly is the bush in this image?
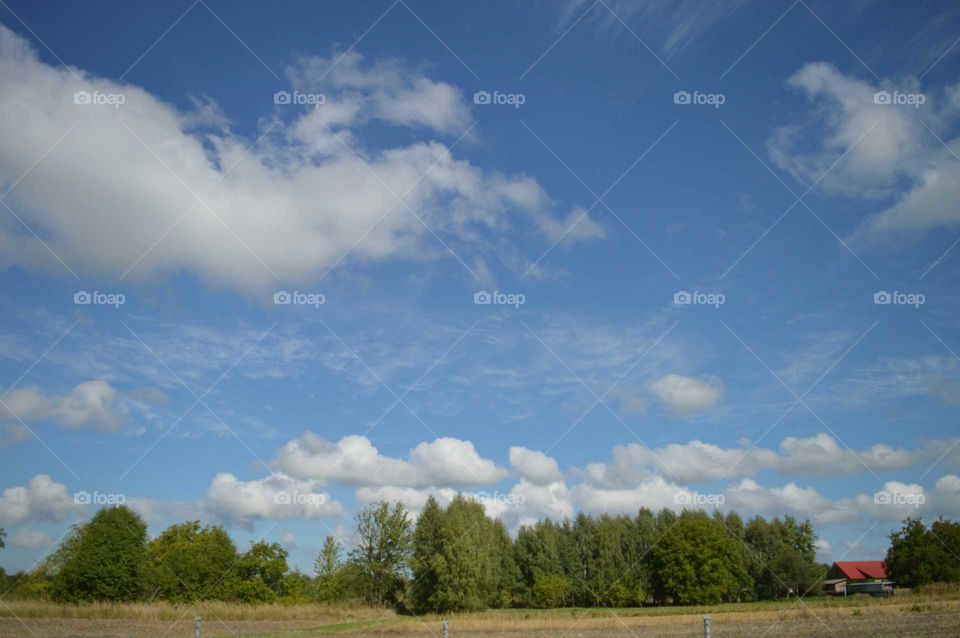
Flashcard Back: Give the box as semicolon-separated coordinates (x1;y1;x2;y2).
532;575;570;608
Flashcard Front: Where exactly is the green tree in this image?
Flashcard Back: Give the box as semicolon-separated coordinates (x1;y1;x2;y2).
52;505;148;602
650;511;751;605
493;519;520;607
515;520;569;606
410;496;445;612
314;535;344;602
0;528;5;551
886;517;960;588
281;570;313;601
145;521;238;601
224;541;289;602
410;495;506;613
430;496;502;612
349;500;413;606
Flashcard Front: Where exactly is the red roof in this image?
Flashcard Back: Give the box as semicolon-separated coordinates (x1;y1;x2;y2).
834;561;888;580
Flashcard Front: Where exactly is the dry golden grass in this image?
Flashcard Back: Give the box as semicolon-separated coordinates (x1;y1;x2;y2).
1;589;959;637
0;600;391;622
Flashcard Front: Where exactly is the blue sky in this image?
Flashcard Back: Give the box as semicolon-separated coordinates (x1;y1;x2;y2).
1;0;960;574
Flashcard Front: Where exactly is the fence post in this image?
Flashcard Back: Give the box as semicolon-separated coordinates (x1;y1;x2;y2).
441;620;449;638
703;614;711;638
194;616;202;638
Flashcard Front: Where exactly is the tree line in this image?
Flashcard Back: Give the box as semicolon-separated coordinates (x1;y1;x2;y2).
2;501;956;610
0;497;824;609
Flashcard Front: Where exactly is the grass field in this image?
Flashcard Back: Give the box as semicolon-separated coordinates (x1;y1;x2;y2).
2;591;959;638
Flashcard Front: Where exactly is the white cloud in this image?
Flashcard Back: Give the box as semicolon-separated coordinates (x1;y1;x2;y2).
286;51;471;135
815;538;832;559
768;62;960;241
204;472;342;530
0;26;600;294
0;381;122;431
571;475;686;516
509;446;564;485
0;423;30;447
0;474;83;526
354;485;459;520
581;433;930;485
649;374;725;416
354;479;572;530
273;433;507;487
930;474;960;516
606;385;646;416
9;527;54;549
724;478;857;524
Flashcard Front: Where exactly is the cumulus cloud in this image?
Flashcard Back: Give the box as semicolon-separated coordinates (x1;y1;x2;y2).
724;478;856;524
649;374;725;416
0;381;122;431
356;479;573;529
0;474;83;526
0;25;601;294
768;62;960;241
9;527;54;549
273;433;507;487
571;475;685;516
354;485;459;520
581;433;935;485
509;446;564;485
815;538;832;559
204;472;342;530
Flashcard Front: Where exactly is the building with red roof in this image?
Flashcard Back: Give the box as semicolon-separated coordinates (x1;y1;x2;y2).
823;561;894;596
